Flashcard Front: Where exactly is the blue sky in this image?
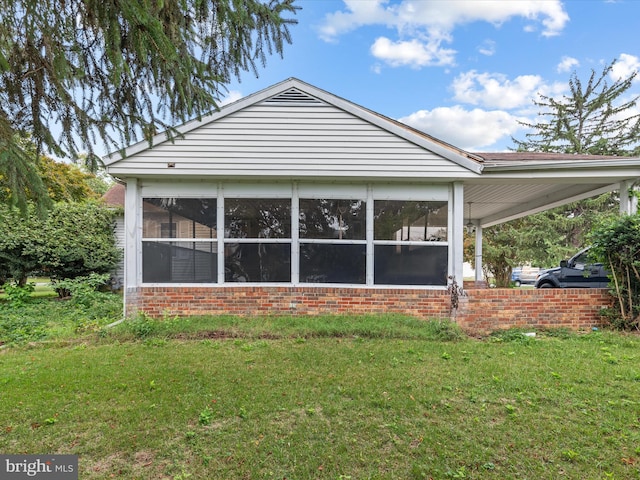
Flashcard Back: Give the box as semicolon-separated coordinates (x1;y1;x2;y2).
222;0;640;152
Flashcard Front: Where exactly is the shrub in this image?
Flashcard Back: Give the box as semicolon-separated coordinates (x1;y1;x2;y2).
52;274;122;328
0;201;121;289
33;202;121;284
2;282;35;308
0;289;122;345
589;213;640;331
52;272;110;301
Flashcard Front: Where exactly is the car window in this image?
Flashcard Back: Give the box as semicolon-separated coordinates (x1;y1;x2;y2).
572;253;589;269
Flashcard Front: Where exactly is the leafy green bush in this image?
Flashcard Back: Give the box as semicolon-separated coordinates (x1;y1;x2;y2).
2;282;35;308
34;202;121;283
0;201;121;288
589;213;640;330
53;274;122;332
52;273;110;302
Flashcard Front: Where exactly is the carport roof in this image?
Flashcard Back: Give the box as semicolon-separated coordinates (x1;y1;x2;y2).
465;152;640;228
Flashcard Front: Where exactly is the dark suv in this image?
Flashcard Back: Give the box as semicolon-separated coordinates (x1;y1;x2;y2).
534;247;609;288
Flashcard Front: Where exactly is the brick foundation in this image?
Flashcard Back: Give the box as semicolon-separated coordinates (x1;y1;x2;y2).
126;285;612;335
457;287;611;335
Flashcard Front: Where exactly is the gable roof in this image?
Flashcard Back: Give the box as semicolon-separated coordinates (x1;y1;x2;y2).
104;77;484;178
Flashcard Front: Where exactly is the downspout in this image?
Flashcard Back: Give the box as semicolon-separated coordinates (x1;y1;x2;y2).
105;317;125;328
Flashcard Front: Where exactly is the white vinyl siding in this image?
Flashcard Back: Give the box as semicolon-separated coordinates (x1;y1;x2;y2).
107;102;474;179
111;214;125;288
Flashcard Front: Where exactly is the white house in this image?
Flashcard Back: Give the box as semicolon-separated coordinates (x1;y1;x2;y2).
104;78;640;322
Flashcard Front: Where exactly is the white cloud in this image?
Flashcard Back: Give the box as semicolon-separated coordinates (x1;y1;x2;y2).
398;106;524;151
610;53;640;81
319;0;569;68
371;37;456;68
451;71;546;109
318;0;395;42
557;56;579;73
477;40;496;57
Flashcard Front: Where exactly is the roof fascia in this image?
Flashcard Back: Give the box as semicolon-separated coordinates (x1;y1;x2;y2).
483;158;640;173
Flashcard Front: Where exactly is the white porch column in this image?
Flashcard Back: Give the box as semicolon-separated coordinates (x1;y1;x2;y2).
124;178;141;290
474;224;483;283
452;182;465;286
619;180;638;215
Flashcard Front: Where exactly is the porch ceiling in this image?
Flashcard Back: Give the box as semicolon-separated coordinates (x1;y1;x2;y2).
464;181;620;228
465;152;640;228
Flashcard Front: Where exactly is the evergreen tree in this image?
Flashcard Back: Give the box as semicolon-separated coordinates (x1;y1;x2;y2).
513;60;640;155
0;0;298;207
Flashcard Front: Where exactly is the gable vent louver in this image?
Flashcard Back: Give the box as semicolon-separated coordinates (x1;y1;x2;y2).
265;88;323;105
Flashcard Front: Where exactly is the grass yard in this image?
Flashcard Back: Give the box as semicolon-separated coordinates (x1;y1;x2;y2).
0;312;639;479
0;278;57;299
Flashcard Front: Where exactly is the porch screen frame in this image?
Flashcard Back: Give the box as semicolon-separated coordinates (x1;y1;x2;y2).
137;182;451;288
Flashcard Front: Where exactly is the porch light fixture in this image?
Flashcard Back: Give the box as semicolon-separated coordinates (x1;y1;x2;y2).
466;201;475;234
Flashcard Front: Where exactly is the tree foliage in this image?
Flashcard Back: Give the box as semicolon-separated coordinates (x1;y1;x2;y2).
513;60;640;155
38;156;110;202
0;202;121;288
0;137;110;211
0;154;107;205
589;214;640;331
0;0;298;206
0;135;47;212
0;206;40;285
466;221;525;287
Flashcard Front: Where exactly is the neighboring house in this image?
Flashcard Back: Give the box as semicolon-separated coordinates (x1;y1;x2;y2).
101;182;125;289
104;78;640;321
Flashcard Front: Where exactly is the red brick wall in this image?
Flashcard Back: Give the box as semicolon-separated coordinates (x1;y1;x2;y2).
126;286;612;335
458;287;611;335
126;286;452;318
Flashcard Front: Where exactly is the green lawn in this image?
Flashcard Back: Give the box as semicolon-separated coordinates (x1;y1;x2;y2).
1;314;639;479
0;278;57;299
